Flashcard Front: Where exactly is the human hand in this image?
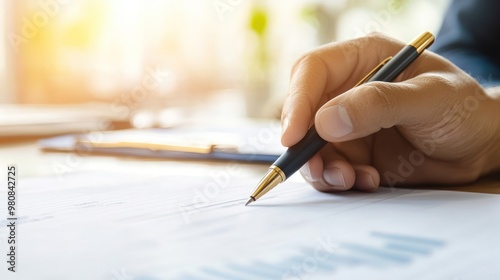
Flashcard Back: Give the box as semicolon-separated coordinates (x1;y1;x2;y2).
281;33;500;192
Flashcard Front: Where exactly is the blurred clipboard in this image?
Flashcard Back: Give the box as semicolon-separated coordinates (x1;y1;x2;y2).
38;121;285;163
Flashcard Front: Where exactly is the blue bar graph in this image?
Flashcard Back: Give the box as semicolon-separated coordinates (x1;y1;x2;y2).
173;232;446;279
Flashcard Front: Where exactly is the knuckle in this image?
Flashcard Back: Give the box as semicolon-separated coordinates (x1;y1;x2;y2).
365;32;404;58
290;44;336;85
290;52;323;79
366;31;387;40
365;32;393;47
426;73;454;89
290;53;308;79
363;83;401;126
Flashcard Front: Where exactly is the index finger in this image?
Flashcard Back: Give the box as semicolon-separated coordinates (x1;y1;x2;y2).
281;33;405;147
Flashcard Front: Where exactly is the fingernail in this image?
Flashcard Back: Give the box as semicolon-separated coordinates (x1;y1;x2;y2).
317;105;353;138
366;174;376;189
360;172;376;190
323;167;346;189
282;116;290;136
300;163;313;181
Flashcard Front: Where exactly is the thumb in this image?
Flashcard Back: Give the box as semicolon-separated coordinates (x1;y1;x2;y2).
314;75;444;142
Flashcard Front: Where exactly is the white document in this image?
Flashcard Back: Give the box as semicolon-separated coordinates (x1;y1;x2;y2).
1;171;499;280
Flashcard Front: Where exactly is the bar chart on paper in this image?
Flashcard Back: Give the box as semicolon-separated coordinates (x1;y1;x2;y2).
178;232;446;280
1;171;500;280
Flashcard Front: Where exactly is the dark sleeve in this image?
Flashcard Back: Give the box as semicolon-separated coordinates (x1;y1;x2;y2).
430;0;500;87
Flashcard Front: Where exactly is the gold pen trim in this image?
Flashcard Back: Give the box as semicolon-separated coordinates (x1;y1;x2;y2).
409;31;435;54
246;165;286;205
271;165;286;181
354;56;392;87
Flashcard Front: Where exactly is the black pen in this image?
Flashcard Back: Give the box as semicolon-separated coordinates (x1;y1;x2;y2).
245;31;435;206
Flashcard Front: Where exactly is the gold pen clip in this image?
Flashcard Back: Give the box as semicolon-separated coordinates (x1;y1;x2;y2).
354;56;393;87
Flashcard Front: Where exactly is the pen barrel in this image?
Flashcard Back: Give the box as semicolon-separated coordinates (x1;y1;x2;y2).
368;45;419;82
274;126;327;178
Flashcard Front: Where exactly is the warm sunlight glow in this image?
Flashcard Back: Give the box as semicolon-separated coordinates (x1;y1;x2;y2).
3;0;446;117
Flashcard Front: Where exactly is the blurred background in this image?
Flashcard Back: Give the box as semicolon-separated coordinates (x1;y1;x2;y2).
0;0;449;134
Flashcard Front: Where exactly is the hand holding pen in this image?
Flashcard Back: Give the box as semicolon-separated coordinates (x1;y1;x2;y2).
247;32;500;204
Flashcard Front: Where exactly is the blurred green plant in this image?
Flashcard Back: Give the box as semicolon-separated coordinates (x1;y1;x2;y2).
245;4;270;117
248;5;269;70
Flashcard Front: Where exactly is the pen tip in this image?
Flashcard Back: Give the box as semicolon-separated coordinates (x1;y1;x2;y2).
245;197;255;206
